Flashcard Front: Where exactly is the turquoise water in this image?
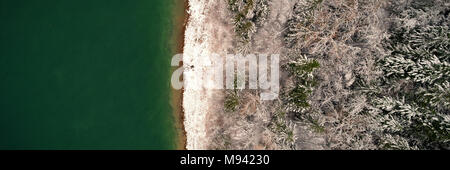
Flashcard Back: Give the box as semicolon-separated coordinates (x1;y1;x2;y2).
0;0;178;149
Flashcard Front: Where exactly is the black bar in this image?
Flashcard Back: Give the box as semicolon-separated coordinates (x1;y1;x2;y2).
1;150;447;169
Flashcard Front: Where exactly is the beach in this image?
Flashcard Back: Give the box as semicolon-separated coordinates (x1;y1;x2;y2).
182;0;235;150
183;0;212;150
171;0;189;150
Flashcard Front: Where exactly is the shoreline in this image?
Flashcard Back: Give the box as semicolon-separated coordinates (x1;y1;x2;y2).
171;0;189;150
183;0;214;150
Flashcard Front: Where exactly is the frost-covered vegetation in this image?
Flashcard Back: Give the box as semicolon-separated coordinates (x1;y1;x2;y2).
281;0;389;149
209;0;449;150
284;55;320;113
282;0;449;150
228;0;270;43
369;0;450;149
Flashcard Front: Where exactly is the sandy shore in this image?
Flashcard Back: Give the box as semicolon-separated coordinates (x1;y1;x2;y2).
182;0;235;150
171;0;216;150
171;0;189;150
183;0;212;150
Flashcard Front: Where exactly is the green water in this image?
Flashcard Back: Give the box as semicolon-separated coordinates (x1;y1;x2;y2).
0;0;178;149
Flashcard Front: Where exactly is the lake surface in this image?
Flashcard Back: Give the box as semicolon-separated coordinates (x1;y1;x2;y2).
0;0;178;149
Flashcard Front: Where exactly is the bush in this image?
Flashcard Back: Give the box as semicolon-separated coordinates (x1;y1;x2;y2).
224;92;240;112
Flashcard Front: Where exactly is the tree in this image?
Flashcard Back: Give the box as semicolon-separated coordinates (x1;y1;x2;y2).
382;26;450;86
373;1;450;149
374;97;450;149
284;55;320;114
